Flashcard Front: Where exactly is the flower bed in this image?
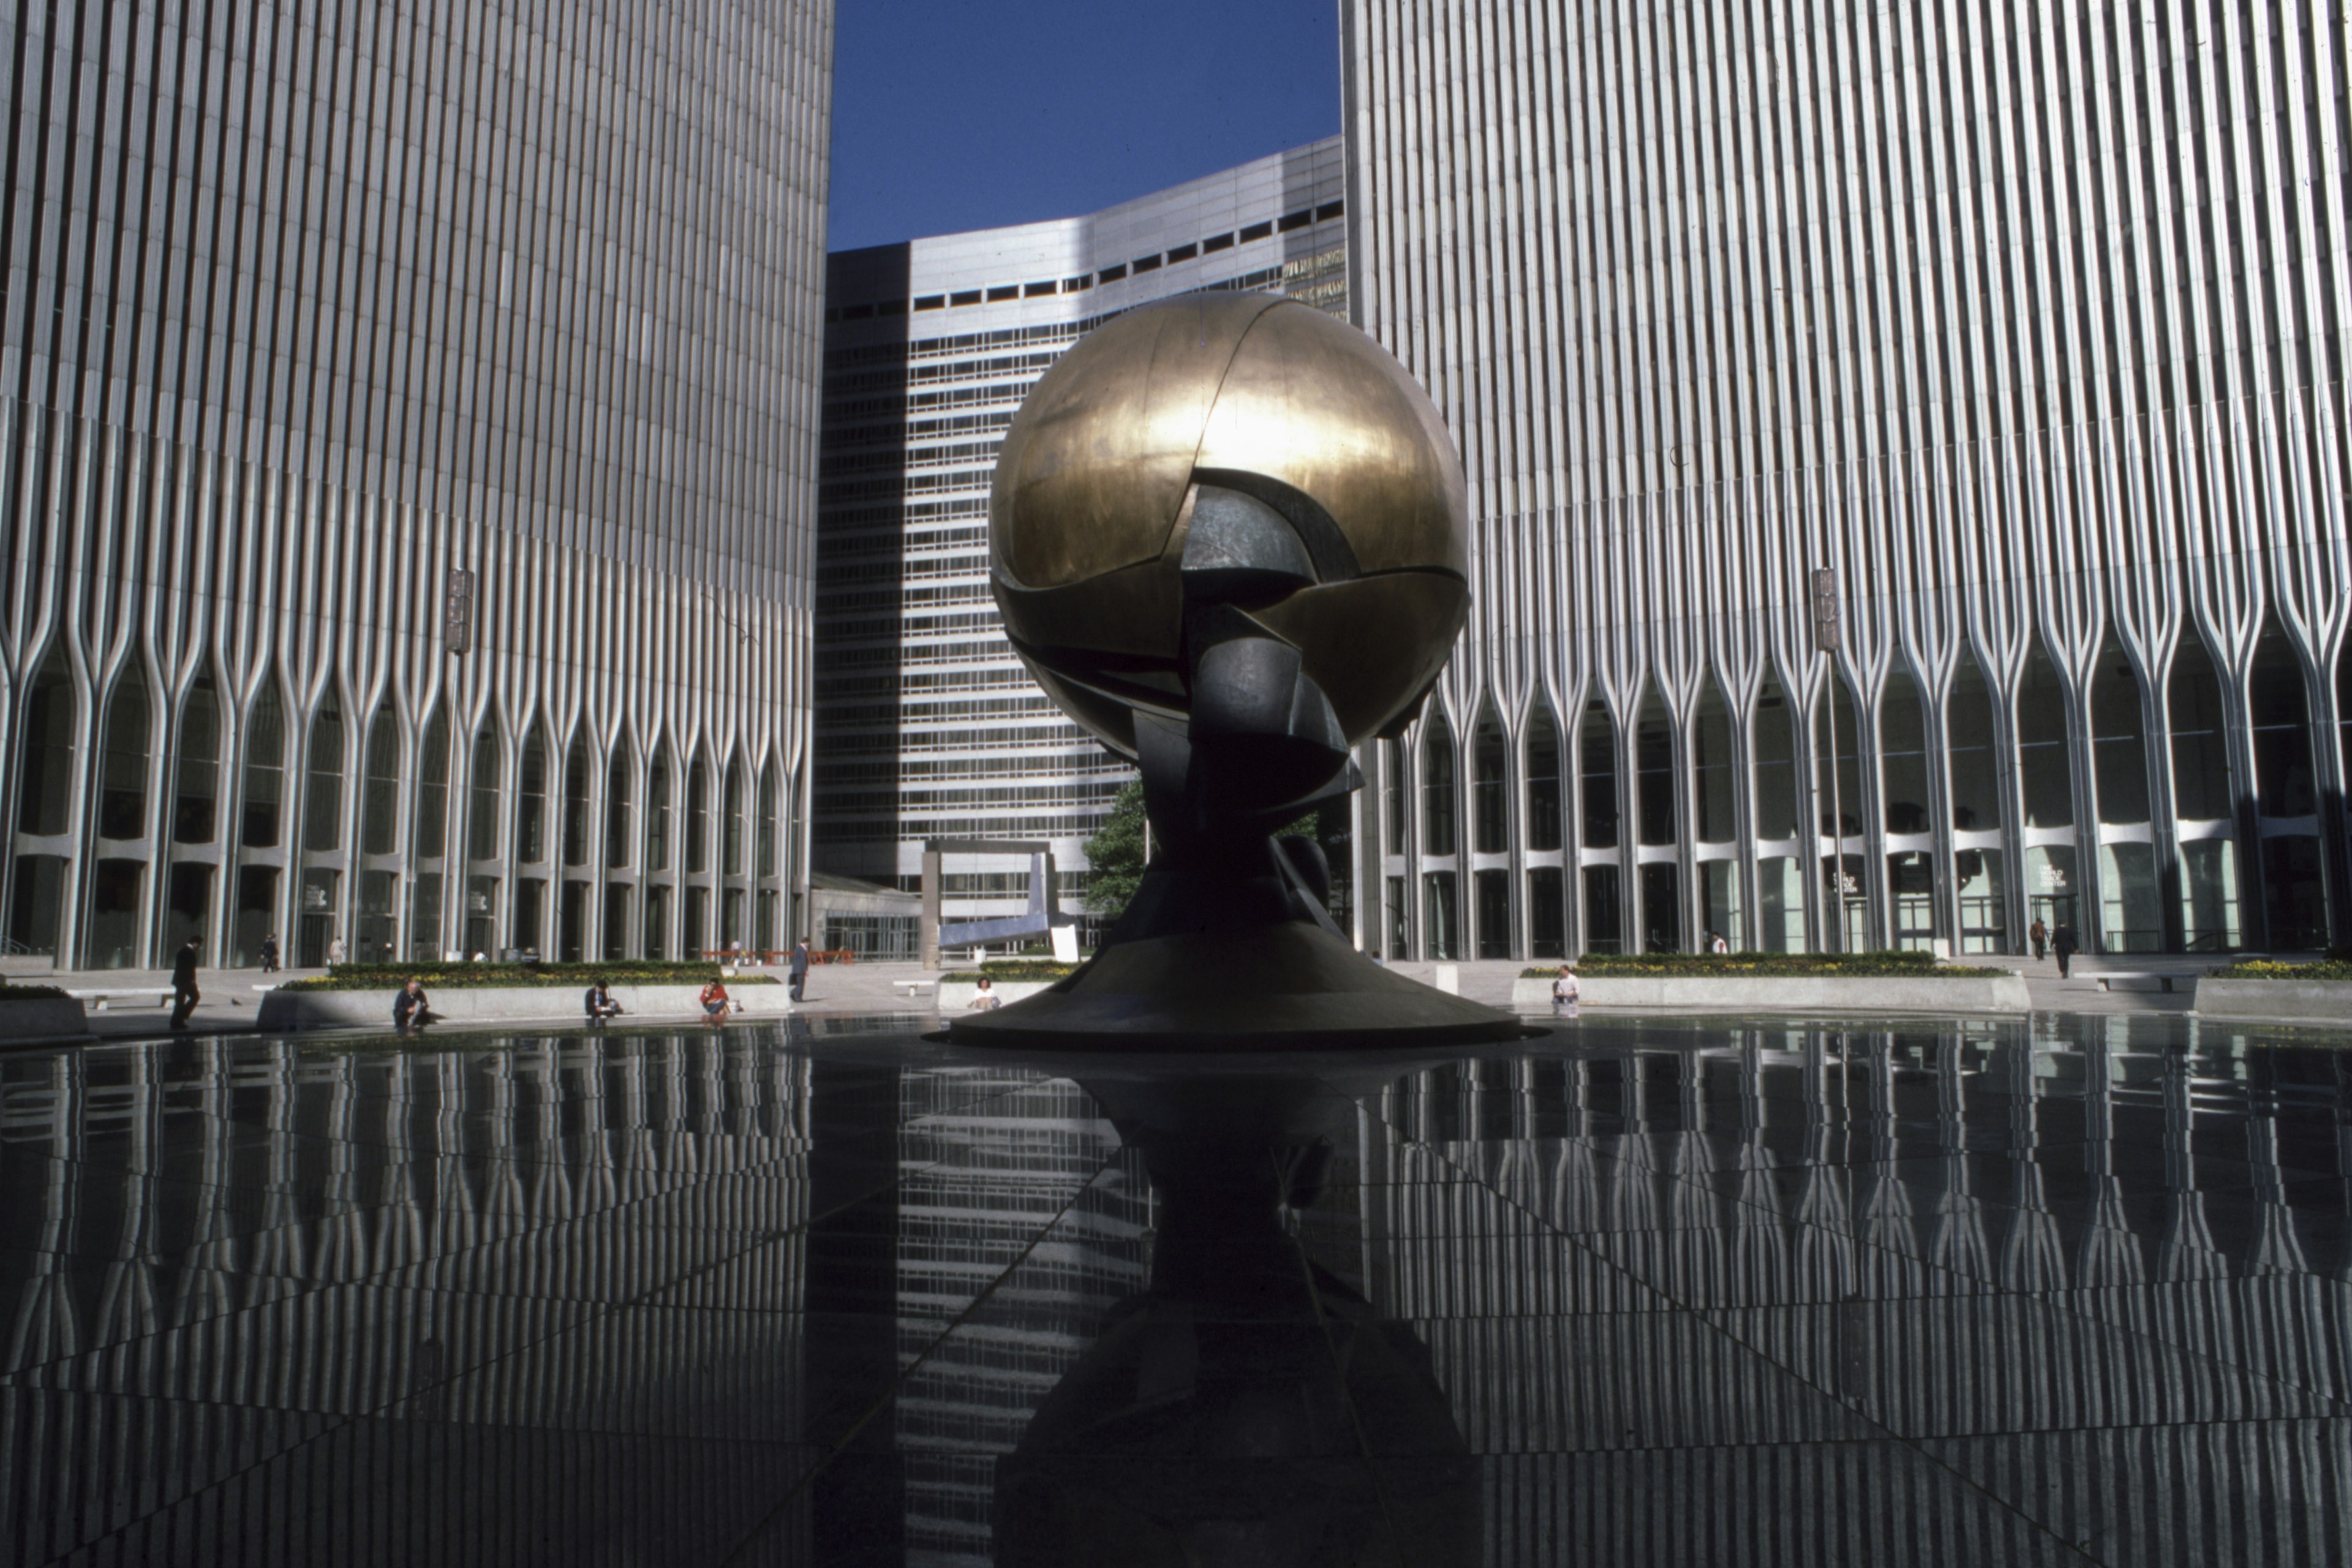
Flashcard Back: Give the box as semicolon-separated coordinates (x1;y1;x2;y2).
0;982;68;1001
941;960;1079;982
280;960;776;993
2210;959;2352;981
1521;951;2006;980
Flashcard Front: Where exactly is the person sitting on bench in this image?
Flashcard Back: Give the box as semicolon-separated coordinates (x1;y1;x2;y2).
584;979;623;1024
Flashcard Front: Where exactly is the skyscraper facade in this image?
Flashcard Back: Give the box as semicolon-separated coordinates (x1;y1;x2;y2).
1344;2;2352;959
813;140;1348;938
1;2;830;969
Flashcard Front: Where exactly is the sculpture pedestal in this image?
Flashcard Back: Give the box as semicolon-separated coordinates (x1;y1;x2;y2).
945;921;1523;1051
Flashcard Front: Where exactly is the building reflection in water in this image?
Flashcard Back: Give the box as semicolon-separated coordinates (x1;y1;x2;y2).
0;1016;2344;1565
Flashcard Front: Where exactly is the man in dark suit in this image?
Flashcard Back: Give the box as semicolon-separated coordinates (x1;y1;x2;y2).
169;938;202;1030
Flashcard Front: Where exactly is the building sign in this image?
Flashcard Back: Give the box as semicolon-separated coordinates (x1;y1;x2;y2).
443;567;477;655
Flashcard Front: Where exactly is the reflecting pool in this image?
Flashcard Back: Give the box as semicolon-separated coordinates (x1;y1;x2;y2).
1;1014;2347;1565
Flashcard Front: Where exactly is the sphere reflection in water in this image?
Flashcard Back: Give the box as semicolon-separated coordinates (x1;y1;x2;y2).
993;1074;1477;1566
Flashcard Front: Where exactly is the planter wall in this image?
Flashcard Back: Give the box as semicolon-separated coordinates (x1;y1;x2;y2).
2192;978;2352;1023
1510;973;2030;1015
0;997;91;1045
936;981;1054;1012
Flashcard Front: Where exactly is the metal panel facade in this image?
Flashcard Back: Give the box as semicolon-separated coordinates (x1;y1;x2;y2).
1345;0;2352;959
0;1;831;968
813;140;1348;923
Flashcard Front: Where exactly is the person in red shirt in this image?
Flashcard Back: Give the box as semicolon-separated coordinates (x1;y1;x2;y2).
700;978;731;1025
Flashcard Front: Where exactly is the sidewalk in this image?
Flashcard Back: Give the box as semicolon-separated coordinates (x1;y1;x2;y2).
4;948;2261;1046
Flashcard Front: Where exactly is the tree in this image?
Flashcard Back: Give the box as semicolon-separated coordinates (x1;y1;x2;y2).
1085;780;1335;921
1083;780;1148;918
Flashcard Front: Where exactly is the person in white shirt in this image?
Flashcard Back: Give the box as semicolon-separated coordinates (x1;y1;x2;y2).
970;976;1003;1011
1708;930;1730;955
1551;966;1579;1017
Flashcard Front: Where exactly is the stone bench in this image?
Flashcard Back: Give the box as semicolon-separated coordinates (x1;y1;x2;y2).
2094;972;2191;993
67;987;179;1011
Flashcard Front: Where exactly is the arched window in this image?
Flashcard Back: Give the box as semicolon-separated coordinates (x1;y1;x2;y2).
1525;701;1563;853
242;681;287;848
1471;707;1507;854
2017;643;2075;829
1753;673;1800;840
758;760;781;878
723;755;747;875
1420;712;1457;858
2173;634;2234;821
467;722;503;862
646;750;673;872
415;707;451;859
1948;653;2002;832
14;648;75;836
2250;625;2318;816
2251;621;2326;948
361;706;401;855
173;673;222;845
1880;667;1931;833
516;727;550;863
1580;700;1619;849
606;736;634;869
2090;644;2150;826
1693;677;1735;843
562;730;591;867
687;752;711;873
303;690;347;852
98;672;152;840
1635;687;1675;845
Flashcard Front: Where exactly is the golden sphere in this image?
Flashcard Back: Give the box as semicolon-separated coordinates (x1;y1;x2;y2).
990;294;1469;758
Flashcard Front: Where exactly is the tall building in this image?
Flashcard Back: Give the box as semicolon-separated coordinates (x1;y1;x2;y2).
0;2;831;969
813;140;1348;943
1344;2;2352;959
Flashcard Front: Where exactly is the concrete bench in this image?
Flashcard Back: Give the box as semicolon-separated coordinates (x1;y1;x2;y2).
2094;973;2189;993
891;979;937;998
67;987;177;1011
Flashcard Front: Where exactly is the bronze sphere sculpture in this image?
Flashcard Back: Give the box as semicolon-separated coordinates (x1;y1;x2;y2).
990;292;1471;762
955;293;1519;1050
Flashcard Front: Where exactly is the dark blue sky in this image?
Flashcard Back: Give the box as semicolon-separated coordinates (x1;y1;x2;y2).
827;1;1343;252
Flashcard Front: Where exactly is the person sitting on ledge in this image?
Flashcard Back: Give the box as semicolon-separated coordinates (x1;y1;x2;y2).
585;979;623;1025
1551;965;1579;1017
699;977;732;1025
393;978;438;1033
970;976;1003;1011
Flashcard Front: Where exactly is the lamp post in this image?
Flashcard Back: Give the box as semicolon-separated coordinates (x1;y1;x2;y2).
1811;569;1844;952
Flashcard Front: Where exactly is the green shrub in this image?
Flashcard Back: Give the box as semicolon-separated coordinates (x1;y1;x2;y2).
939;959;1079;981
281;959;776;992
0;982;69;1001
1518;951;2002;979
2212;959;2352;981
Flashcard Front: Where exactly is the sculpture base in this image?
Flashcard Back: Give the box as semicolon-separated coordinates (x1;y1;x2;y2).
945;921;1526;1051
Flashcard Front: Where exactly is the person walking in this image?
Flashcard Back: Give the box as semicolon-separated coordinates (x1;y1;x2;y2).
700;976;732;1026
2029;917;2048;962
326;935;347;967
584;978;623;1025
168;938;202;1030
392;977;437;1033
258;932;281;974
1708;930;1729;956
2051;921;2079;979
1551;965;1580;1018
788;938;811;1004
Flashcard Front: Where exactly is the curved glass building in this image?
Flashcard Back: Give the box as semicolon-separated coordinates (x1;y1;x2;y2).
1345;1;2352;959
0;2;831;968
